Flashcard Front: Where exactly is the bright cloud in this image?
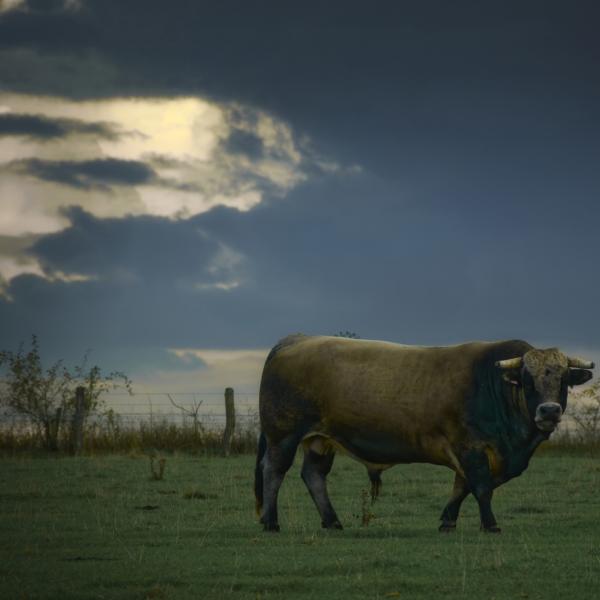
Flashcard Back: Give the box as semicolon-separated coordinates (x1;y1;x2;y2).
122;347;270;404
0;254;43;283
0;95;309;222
168;348;269;368
0;93;331;284
0;252;93;300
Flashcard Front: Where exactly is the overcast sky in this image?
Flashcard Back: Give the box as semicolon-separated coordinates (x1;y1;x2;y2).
1;0;599;394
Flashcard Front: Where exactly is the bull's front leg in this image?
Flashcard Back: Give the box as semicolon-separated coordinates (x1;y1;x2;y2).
439;473;470;532
462;449;501;533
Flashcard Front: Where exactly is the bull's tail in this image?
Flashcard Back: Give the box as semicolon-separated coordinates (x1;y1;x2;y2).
254;431;267;516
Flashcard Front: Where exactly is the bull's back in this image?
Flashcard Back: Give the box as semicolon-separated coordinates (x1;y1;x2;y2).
260;336;495;460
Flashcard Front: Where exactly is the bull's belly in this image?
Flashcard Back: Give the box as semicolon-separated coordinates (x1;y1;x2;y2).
302;425;451;470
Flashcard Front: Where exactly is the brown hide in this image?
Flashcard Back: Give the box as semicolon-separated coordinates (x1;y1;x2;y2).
259;335;505;472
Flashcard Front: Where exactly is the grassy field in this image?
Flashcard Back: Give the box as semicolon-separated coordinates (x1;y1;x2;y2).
1;453;599;600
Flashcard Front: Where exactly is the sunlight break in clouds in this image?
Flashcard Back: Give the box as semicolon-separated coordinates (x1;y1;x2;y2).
0;94;330;285
0;94;308;226
124;348;270;399
169;348;269;368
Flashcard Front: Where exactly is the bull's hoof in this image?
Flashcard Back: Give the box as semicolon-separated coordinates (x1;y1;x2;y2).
438;522;456;533
482;525;501;534
263;522;280;532
322;520;343;530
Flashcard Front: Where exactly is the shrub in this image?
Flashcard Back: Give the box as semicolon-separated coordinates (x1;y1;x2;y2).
0;336;130;451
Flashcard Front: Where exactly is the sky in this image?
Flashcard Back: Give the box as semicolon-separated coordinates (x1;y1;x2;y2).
0;0;599;398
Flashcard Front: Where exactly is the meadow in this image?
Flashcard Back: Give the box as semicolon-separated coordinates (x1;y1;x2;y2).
1;452;599;600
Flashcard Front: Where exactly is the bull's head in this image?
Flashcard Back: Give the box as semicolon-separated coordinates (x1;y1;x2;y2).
496;349;594;432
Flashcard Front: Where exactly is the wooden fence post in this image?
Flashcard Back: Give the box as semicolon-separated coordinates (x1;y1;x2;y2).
222;387;235;456
70;386;86;455
47;407;63;451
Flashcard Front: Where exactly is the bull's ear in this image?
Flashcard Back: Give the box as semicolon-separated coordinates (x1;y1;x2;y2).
569;369;593;387
502;370;522;386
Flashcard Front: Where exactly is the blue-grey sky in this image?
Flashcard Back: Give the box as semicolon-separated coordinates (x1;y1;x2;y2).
1;0;599;391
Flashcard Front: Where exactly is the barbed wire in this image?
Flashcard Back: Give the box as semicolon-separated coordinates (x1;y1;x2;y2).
0;388;259;428
102;391;259;396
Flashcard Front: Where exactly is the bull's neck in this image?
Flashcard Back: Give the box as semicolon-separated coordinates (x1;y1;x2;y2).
468;368;546;477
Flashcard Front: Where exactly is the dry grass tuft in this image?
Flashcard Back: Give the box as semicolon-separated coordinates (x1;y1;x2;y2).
360;488;375;526
149;456;166;480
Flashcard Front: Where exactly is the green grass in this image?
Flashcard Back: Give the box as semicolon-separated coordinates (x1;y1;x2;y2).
1;453;599;599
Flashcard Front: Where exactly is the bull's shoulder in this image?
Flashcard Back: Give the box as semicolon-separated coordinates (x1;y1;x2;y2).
264;333;308;365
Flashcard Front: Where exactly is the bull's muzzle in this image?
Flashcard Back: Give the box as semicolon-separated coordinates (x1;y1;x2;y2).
534;402;563;432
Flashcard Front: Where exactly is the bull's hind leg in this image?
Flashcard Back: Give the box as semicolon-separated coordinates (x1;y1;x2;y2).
368;469;382;502
439;473;470;532
301;446;343;529
260;434;299;532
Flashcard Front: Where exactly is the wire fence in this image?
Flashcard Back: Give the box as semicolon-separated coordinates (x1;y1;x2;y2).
1;388;599;450
105;390;259;429
0;389;260;432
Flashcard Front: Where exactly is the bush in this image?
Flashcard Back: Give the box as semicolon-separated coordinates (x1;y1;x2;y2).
0;336;130;451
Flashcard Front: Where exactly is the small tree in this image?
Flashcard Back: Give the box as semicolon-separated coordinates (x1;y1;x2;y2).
167;394;204;436
0;336;131;451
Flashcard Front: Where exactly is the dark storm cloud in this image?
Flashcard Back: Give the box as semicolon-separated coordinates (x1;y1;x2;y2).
221;128;264;159
4;2;598;105
1;0;600;373
2;0;598;185
31;206;232;284
0;205;244;370
2;168;599;375
220;125;307;166
24;0;81;12
195;176;600;350
11;158;156;190
77;344;208;376
0;2;95;53
8;156;232;195
0;113;121;140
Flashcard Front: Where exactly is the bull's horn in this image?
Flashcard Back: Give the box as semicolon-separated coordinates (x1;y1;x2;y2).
495;357;523;369
567;356;595;369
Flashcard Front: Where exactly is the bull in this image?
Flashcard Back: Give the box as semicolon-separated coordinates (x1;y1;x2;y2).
254;335;594;532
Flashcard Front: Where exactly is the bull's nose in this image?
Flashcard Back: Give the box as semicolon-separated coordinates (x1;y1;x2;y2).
538;403;562;419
